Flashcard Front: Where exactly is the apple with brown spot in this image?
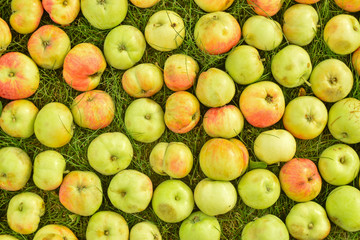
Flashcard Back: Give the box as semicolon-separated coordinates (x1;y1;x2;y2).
42;0;80;25
247;0;283;17
10;0;43;34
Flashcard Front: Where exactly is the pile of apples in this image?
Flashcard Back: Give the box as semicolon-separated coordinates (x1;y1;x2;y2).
1;0;360;239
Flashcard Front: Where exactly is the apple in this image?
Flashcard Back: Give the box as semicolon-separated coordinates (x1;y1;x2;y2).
324;14;360;55
104;25;146;70
0;100;38;138
179;211;221;240
152;180;194;223
310;59;353;102
42;0;80;25
283;4;319;46
0;52;39;100
229;138;249;175
125;98;165;143
279;158;322;202
295;0;319;3
164;54;199;91
194;178;237;216
242;15;283;51
247;0;283;17
130;221;162;240
194;0;234;12
87;132;133;176
203;105;244;138
7;192;45;234
254;129;296;165
271;45;312;88
239;81;285;128
0;235;18;240
283;96;328;140
335;0;360;12
0;147;31;191
149;142;168;176
33;224;77;240
63;43;106;91
34;102;74;148
71;90;115;130
10;0;43;34
81;0;128;30
194;11;241;55
27;25;71;70
0;17;11;56
352;47;360;76
86;211;129;240
195;68;235;108
164;91;200;134
286;201;330;240
225;45;264;85
59;170;103;216
130;0;160;8
122;63;163;98
328;98;360;144
145;10;185;52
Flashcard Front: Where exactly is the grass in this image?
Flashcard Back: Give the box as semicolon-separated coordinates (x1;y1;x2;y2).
0;0;360;239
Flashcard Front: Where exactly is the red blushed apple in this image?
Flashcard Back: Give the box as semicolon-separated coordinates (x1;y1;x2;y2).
239;81;285;128
10;0;43;34
229;138;249;175
247;0;283;17
352;48;360;76
334;0;360;12
295;0;320;3
42;0;80;25
0;17;12;56
63;43;106;91
280;158;322;202
71;90;115;130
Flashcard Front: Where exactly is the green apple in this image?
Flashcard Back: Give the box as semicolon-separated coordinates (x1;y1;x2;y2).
0;235;18;240
33;224;77;240
130;221;162;240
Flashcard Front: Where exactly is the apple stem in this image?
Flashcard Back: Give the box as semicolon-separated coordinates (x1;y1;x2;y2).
308;222;314;229
304;79;311;87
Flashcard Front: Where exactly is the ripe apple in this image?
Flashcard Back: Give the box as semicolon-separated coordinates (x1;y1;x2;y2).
247;0;283;17
130;221;162;240
86;211;129;240
0;147;31;191
179;211;221;240
229;138;249;175
243;15;283;51
295;0;319;3
27;25;71;70
334;0;360;12
195;68;235;108
324;14;360;55
194;11;241;55
59;170;103;216
310;59;353;102
33;224;77;240
0;100;38;138
10;0;43;34
0;235;18;240
194;0;234;12
145;10;185;51
239;81;285;128
122;63;163;98
0;52;39;100
164;91;200;134
87;132;133;176
63;43;106;91
152;180;194;223
7;192;45;234
164;54;199;91
42;0;80;25
352;47;360;75
194;178;237;216
130;0;160;8
0;17;11;56
71;90;115;130
283;96;328;139
279;158;322;202
104;25;146;70
271;45;312;88
34;102;74;148
81;0;128;29
33;150;66;191
125;98;165;143
149;142;168;176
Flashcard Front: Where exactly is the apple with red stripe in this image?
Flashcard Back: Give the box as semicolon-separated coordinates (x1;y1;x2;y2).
247;0;283;17
42;0;80;25
10;0;43;34
0;17;11;56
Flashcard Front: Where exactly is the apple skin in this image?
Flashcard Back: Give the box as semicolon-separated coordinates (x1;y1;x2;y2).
152;180;194;223
27;25;71;70
247;0;283;17
125;98;165;143
179;211;221;240
324;14;360;55
0;147;32;191
122;63;163;98
229;138;249;175
164;54;199;91
0;235;19;240
163;142;193;178
130;221;162;240
194;0;234;12
334;0;360;12
130;0;160;8
0;100;39;138
0;17;11;56
7;192;45;235
149;142;168;176
42;0;80;25
0;52;40;100
10;0;43;34
310;59;353;103
34;102;74;148
352;48;360;76
295;0;319;3
194;178;237;216
33;224;78;240
279;158;322;202
283;96;328;140
194;11;241;55
145;10;185;52
71;90;115;130
239;81;285;128
63;43;107;91
104;25;146;70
